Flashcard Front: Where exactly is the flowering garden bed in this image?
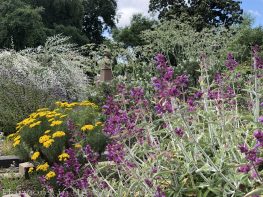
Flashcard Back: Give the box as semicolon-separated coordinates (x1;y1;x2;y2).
2;49;263;197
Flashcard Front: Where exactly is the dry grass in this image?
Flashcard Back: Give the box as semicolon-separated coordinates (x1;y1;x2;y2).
1;139;15;156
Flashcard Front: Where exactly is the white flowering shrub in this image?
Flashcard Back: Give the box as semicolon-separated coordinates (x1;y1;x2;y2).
0;35;92;133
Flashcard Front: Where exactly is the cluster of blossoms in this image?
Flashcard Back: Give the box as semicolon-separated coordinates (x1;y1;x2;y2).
238;129;263;181
40;145;100;196
152;53;190;114
225;53;239;71
252;45;263;69
103;84;147;138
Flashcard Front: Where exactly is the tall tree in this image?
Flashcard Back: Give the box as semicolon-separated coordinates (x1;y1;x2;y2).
149;0;243;31
0;0;47;50
0;0;117;49
113;14;156;47
82;0;117;44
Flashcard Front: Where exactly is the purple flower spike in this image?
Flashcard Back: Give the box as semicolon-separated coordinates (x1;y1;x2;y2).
144;179;153;188
105;142;125;164
225;53;238;71
238;165;251;174
175;128;184;137
155;187;166;197
258;116;263;123
238;144;249;153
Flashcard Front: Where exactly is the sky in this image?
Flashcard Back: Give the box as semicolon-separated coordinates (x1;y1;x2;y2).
116;0;263;27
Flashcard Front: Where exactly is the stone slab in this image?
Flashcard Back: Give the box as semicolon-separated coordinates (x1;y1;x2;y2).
19;162;34;176
0;155;21;168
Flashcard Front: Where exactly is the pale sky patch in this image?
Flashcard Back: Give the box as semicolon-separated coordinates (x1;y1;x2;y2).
116;0;150;27
247;9;262;17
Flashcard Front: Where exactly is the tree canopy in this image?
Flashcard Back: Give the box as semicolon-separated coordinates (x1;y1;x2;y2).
113;14;156;47
149;0;243;31
0;0;117;49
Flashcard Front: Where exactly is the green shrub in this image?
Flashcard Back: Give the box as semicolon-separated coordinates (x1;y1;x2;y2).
8;100;107;165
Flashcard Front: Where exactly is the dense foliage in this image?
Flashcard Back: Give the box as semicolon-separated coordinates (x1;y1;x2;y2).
113;14;157;47
0;35;92;134
149;0;243;31
1;1;263;196
0;0;117;49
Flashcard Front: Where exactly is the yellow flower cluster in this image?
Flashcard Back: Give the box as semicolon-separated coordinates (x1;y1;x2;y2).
13;139;20;147
45;171;56;180
11;135;21;147
31;151;40;160
52;131;66;138
28;167;34;173
29;121;41;128
58;153;70;161
74;143;82;149
39;135;51;143
50;120;63;127
43;139;54;148
81;124;94;132
55;101;98;109
95;121;103;126
36;162;49;172
39;135;54;148
15;108;67;131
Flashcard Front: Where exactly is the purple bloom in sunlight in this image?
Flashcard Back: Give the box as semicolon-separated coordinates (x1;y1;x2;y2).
155;186;166;197
155;53;168;69
152;77;163;90
130;87;144;101
258;116;263;123
238;144;249;153
174;74;189;88
169;86;180;97
59;191;70;197
238;164;251;173
164;67;174;81
245;149;257;162
175;128;184;137
84;144;99;164
117;83;126;94
105;142;125;164
100;181;109;189
144;179;153;188
255;157;263;165
252;45;263;69
194;91;203;99
254;130;263;142
214;72;223;84
225;53;238;71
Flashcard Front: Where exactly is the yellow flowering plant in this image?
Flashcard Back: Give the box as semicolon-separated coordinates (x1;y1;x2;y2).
9;100;107;165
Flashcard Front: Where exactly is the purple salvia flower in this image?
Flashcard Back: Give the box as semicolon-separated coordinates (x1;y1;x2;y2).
84;144;99;164
254;130;263;142
225;53;238;71
175;128;184;137
245;149;257;162
174;74;189;88
238;144;249;153
144;179;153;188
155;186;166;197
255;157;263;165
258;116;263;123
155;53;168;70
238;164;251;173
164;67;174;81
105;142;125;164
